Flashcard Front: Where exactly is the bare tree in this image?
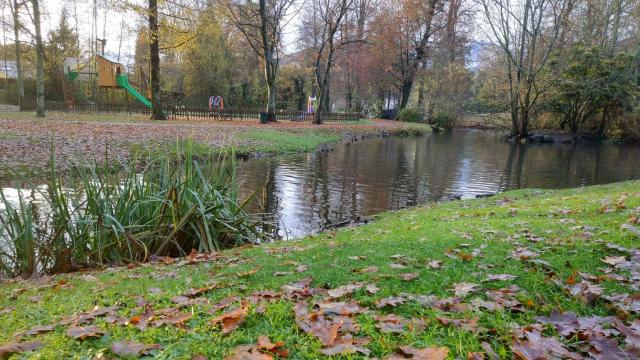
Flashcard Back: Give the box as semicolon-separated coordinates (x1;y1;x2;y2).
396;0;443;111
7;0;24;110
302;0;354;124
479;0;570;138
31;0;43;117
149;0;166;120
224;0;297;122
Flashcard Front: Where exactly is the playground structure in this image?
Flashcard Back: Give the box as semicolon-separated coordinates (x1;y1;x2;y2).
307;96;317;114
63;55;152;109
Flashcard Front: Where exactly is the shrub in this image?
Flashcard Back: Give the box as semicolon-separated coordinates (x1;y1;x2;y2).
398;107;424;123
432;112;458;130
0;143;264;277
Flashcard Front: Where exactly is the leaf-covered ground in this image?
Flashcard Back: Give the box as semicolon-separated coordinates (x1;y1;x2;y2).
0;112;428;178
2;181;640;359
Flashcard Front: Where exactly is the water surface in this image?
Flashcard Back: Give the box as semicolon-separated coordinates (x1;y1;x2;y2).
236;130;640;238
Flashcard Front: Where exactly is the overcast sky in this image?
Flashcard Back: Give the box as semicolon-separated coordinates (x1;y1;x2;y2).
36;0;140;64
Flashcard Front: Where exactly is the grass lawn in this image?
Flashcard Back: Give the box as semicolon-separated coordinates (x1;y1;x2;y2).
2;181;639;359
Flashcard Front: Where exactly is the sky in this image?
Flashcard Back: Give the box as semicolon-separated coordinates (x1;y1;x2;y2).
38;0;140;65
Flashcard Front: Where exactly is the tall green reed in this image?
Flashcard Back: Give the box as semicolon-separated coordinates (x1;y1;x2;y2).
0;142;263;277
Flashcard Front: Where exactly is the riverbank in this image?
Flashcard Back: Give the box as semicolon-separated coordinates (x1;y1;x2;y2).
0;112;430;177
1;181;639;358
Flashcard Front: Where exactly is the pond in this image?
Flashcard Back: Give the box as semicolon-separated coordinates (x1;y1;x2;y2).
236;130;640;238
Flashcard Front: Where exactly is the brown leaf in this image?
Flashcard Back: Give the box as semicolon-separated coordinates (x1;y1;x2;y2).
225;345;273;360
247;291;280;304
111;340;162;357
588;333;640;359
365;284;380;294
60;305;119;325
152;308;193;328
327;283;364;299
511;248;539;260
400;272;419;281
512;330;581;360
453;282;480;297
211;302;249;334
0;307;15;315
293;302;356;346
602;256;628;267
282;277;316;300
256;335;289;357
13;324;55;339
437;317;479;333
384;345;449;359
567;281;602;305
317;301;367;316
238;267;261;277
375;314;408;333
427;260;443;269
0;340;43;358
613;318;640;349
483;274;518;282
319;337;370;356
353;266;378;273
375;296;406;308
129;306;155;331
182;284;217;298
66;325;104;340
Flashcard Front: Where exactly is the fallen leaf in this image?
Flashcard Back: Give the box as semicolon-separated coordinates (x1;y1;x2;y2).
427;260;443;269
353;266;378;273
238;267;261;277
319;337;370;356
453;282;480;297
511;330;581;360
384;345;449;359
0;340;43;358
211;302;249;334
66;325;104;340
225;345;272;360
111;340;162;357
400;272;419;281
484;274;518;282
375;296;406;308
375;314;408;333
327;283;364;299
512;248;539;260
365;284;380;294
317;301;367;316
437;317;479;333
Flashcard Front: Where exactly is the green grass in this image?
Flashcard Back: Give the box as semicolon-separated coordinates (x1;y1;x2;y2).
4;180;635;358
237;129;341;154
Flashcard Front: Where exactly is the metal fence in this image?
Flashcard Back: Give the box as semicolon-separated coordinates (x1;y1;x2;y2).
34;101;361;123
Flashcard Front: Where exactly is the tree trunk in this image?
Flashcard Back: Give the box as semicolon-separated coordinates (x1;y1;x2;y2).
399;78;413;111
397;0;437;112
149;0;166;120
259;0;278;123
32;0;44;117
12;0;23;110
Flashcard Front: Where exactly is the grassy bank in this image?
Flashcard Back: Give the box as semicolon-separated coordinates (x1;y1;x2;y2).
0;114;430;178
2;181;639;358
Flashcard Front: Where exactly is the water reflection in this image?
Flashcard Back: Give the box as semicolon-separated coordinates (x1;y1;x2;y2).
236;130;640;238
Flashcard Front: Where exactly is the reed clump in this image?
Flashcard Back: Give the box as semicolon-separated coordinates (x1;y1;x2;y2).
0;143;262;277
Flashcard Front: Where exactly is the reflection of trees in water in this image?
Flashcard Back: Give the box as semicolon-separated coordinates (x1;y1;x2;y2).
233;132;640;238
